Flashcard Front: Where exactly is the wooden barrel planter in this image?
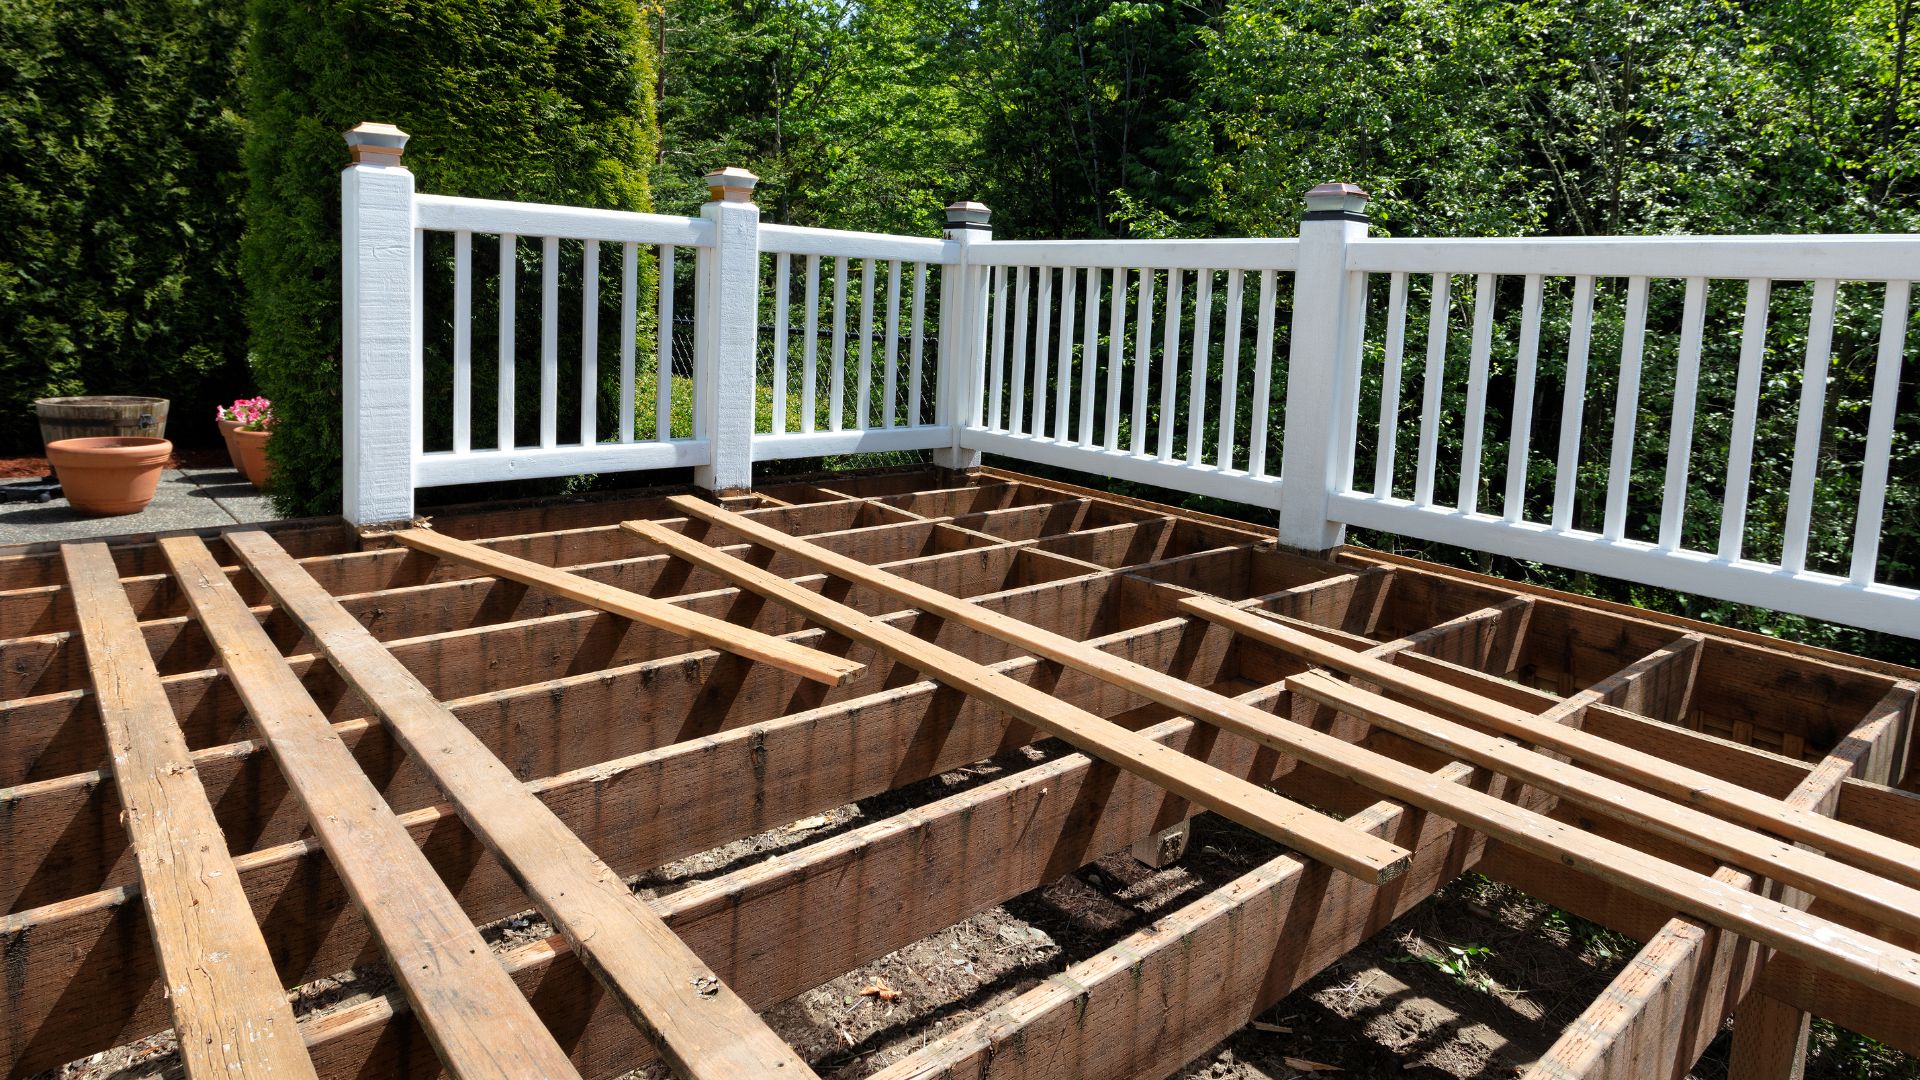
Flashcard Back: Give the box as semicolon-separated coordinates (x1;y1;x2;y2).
34;396;170;449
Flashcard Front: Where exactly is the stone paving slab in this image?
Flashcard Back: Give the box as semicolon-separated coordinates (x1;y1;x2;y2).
0;466;284;546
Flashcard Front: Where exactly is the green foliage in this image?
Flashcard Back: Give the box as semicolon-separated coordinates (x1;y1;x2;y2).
1157;0;1917;239
0;0;249;452
655;0;979;232
243;0;656;515
966;0;1206;238
1393;939;1497;992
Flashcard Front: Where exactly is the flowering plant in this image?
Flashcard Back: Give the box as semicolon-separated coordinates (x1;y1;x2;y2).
217;397;274;432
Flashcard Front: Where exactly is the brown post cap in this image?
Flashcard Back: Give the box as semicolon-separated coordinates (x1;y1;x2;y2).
1304;182;1370;217
705;167;759;204
944;201;991;230
344;122;409;167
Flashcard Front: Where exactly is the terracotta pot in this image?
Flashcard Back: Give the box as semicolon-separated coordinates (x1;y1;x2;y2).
44;437;172;516
217;417;245;471
230;428;273;488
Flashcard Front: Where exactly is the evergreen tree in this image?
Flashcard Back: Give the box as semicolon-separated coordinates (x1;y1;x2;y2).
242;0;656;514
0;0;249;451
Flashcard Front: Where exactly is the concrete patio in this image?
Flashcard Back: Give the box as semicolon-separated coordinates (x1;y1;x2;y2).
0;464;280;545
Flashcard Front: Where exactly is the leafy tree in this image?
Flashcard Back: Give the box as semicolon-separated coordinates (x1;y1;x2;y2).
654;0;979;232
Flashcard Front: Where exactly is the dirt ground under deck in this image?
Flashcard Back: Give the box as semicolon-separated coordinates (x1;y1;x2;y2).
41;742;1919;1080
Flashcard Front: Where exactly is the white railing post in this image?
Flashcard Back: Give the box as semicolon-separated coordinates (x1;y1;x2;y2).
694;167;761;492
935;201;991;471
341;122;418;526
1276;183;1370;552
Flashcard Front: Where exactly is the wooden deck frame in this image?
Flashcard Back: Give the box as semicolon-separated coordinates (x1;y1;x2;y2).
4;465;1917;1080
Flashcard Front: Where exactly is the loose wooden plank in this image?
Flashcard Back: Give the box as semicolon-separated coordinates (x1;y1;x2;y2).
1212;598;1920;939
1527;685;1914;1080
2;616;1228;1078
1204;606;1920;890
661;498;1920;1010
296;690;1288;1079
60;541;315;1080
390;526;858;687
161;535;581;1080
1287;668;1920;940
621;516;1413;884
223;529;816;1080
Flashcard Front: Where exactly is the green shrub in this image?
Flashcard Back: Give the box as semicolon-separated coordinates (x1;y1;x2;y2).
0;0;249;452
242;0;655;515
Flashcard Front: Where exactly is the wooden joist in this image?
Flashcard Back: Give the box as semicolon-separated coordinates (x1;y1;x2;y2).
389;525;860;686
59;542;316;1080
1527;685;1916;1080
1196;604;1920;891
621;516;1413;884
1202;599;1920;939
2;614;1220;1078
222;529;816;1080
160;535;582;1079
660;497;1920;1012
871;751;1527;1080
1292;672;1920;933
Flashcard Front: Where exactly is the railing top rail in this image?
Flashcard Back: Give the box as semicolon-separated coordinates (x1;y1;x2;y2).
758;223;955;262
1347;234;1920;280
412;193;714;246
974;237;1300;271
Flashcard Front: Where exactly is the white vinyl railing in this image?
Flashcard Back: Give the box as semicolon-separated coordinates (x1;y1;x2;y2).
962;241;1300;510
406;194;714;487
753;225;958;462
1329;236;1917;637
342;125;1915;638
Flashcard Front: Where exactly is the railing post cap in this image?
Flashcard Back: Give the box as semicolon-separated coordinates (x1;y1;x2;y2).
944;201;991;230
344;122;409;166
704;166;759;203
1304;182;1369;218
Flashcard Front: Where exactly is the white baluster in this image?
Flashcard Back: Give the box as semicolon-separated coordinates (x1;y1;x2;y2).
1501;274;1543;522
1186;270;1212;466
1130;268;1154;457
498;234;516;450
1851;281;1910;585
1010;267;1031;436
1551;275;1596;532
1104;268;1127;451
1413;273;1450;507
885;259;903;428
1218;269;1244;469
579;239;599;445
1781;278;1837;572
830;257;848;432
618;242;636;443
1656;276;1707;549
657;245;676;439
452;229;472;453
1248;269;1278;477
801;254;820;434
540;235;559;449
1456;272;1495;513
1718;278;1771;559
1157;269;1183;462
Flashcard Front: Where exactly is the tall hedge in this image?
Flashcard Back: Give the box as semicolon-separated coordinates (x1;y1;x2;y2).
243;0;655;515
0;0;249;453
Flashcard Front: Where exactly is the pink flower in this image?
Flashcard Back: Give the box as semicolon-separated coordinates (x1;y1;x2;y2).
224;396;274;432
